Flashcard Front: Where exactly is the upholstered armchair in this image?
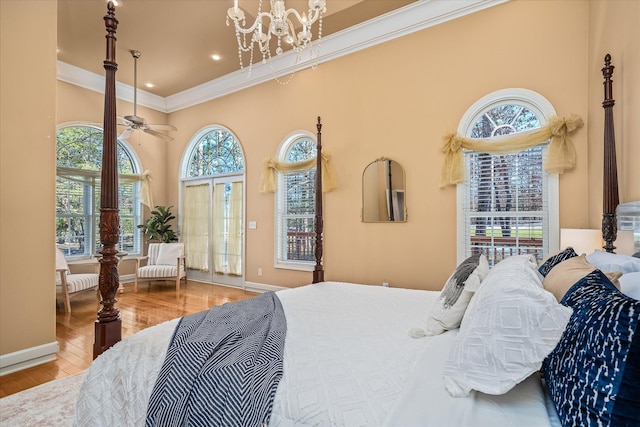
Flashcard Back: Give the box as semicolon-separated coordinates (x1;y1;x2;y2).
134;243;187;292
55;248;99;313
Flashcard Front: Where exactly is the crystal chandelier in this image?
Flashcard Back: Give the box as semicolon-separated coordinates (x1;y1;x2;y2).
226;0;327;83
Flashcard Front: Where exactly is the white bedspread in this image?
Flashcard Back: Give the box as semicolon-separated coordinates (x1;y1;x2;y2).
270;282;436;426
74;282;553;426
384;329;552;427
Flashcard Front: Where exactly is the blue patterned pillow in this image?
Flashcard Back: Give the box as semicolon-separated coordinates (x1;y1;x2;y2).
538;247;578;277
543;270;640;427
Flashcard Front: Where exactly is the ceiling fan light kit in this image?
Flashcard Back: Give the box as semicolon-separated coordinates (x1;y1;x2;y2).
119;50;177;142
226;0;326;83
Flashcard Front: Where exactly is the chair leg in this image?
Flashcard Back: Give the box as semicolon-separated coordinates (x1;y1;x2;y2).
134;275;138;292
181;258;187;289
61;274;72;313
64;287;71;314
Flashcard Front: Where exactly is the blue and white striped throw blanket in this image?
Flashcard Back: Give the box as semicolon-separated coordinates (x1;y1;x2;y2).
145;292;287;427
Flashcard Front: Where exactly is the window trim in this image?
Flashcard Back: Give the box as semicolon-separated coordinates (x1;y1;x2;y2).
274;130;317;272
455;89;559;264
55;122;144;259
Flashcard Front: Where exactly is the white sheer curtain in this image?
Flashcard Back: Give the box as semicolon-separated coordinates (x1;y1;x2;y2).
213;183;226;274
182;184;210;271
227;182;243;276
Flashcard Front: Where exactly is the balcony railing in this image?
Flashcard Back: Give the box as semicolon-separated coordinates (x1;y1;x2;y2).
470;236;544;265
287;231;315;261
286;231;545;264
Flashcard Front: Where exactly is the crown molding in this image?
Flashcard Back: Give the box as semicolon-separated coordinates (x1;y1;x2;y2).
57;0;508;114
57;61;168;112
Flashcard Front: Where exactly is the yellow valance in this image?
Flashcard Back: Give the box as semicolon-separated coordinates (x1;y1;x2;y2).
440;114;583;188
259;151;337;193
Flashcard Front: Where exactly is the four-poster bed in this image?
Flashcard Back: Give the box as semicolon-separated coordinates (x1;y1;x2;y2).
94;1;122;359
601;53;620;252
85;3;638;426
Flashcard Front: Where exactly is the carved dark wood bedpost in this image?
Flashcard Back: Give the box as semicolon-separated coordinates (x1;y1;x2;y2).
601;54;619;253
387;159;395;221
94;1;122;359
313;116;324;283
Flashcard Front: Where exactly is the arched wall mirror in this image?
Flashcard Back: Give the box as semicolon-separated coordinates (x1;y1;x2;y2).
362;158;406;222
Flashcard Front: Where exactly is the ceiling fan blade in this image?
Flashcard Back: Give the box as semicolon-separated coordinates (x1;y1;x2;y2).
120;128;134;140
147;124;177;131
118;116;135;127
144;128;174;142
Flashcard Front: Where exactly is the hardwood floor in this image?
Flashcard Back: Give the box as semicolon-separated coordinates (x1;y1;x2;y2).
0;280;257;398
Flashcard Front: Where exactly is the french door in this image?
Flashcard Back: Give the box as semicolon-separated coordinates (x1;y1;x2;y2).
182;174;244;287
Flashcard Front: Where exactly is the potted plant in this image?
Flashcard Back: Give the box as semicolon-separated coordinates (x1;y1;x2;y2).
138;205;179;243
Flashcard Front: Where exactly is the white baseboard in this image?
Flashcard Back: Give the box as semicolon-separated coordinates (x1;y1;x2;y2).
0;341;60;376
242;281;287;293
186;278;286;294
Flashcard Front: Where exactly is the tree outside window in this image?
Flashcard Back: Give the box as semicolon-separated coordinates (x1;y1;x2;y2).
56;125;141;257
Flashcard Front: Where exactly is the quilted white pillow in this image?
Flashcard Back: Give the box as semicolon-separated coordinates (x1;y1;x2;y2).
155;243;183;266
422;254;489;336
442;254;573;397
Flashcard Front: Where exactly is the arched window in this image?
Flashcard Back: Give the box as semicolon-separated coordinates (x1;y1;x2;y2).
56;124;142;257
186;127;244;177
276;131;317;270
180;125;245;287
457;89;559;265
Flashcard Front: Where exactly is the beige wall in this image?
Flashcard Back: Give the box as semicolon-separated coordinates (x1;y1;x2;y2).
2;0;638;363
587;0;640;226
1;1;58;355
168;0;592;290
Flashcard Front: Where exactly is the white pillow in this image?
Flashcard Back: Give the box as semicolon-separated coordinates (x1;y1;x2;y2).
586;250;640;274
155;243;183;266
443;254;573;397
423;254;489;336
619;272;640;300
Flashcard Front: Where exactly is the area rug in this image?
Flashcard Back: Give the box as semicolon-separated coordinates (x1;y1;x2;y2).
0;371;85;426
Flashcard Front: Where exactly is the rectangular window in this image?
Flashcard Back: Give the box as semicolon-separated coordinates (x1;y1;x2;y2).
463;147;547;265
56;177;140;257
276;169;316;267
56;177;93;257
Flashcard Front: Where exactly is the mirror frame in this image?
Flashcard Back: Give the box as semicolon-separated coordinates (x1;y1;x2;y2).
362;157;407;223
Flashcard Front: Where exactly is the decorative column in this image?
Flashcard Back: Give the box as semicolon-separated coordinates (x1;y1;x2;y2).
94;1;122;358
601;54;619;253
313;116;324;283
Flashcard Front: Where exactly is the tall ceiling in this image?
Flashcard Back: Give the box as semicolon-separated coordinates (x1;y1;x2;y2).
57;0;415;98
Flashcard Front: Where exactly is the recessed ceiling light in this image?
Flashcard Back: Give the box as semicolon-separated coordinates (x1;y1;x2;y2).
145;82;154;88
211;54;221;61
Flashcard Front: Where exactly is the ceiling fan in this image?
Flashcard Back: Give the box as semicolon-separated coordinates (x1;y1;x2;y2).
119;50;177;142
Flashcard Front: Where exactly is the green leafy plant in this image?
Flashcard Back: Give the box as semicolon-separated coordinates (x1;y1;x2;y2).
137;205;178;243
